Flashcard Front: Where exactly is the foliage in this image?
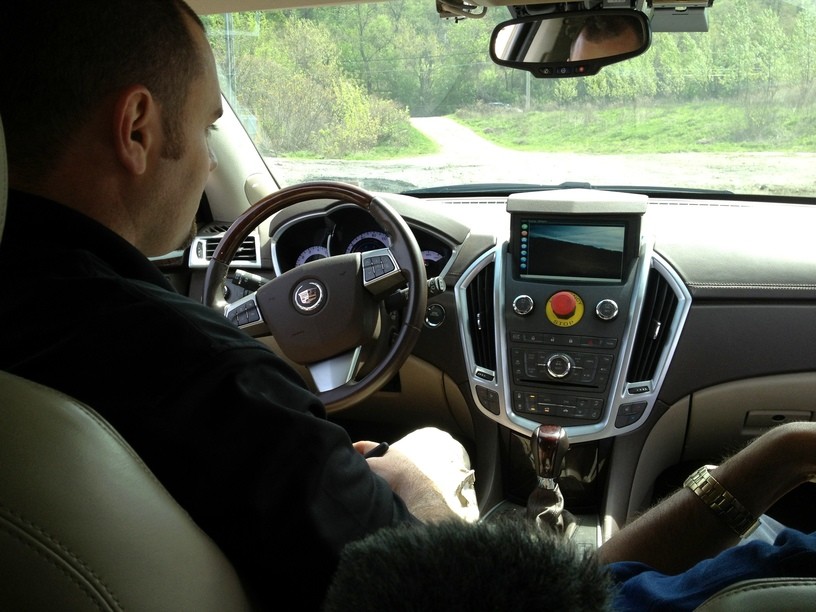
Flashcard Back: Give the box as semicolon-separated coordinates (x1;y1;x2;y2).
203;0;816;158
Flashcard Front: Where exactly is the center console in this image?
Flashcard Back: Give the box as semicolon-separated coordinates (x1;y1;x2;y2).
504;190;647;428
459;189;691;546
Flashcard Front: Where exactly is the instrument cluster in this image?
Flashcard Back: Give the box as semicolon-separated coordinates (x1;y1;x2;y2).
271;204;453;278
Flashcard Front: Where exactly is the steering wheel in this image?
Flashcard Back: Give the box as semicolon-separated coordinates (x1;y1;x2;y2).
203;182;427;412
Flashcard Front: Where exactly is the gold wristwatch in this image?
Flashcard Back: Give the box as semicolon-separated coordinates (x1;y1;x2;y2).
683;464;761;538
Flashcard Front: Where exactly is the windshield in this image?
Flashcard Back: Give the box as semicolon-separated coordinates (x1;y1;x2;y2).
202;0;816;197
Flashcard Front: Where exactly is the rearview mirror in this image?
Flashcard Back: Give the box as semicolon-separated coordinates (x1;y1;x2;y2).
490;9;651;78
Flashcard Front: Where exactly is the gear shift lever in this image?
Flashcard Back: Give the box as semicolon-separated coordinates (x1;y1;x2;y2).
526;425;576;536
531;424;569;489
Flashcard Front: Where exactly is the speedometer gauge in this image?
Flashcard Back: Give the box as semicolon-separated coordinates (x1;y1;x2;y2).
422;249;446;277
345;230;389;253
296;245;329;266
422;250;443;264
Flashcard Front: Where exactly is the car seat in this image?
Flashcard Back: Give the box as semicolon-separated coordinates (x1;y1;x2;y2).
0;116;252;611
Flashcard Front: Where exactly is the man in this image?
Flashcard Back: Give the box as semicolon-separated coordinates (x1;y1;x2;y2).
569;14;644;62
0;2;468;608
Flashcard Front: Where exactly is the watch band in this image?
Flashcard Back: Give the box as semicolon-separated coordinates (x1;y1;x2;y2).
683;464;760;538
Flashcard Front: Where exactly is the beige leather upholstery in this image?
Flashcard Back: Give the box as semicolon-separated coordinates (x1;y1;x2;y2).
0;116;251;610
696;577;816;611
0;372;252;611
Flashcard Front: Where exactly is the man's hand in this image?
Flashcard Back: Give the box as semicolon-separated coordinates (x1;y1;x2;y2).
354;428;479;523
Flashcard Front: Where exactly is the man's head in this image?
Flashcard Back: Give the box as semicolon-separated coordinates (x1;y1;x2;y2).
0;0;223;256
569;15;643;62
323;519;613;611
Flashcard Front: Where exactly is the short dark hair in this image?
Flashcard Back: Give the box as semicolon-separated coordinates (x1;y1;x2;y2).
322;519;613;611
1;0;206;176
578;15;641;44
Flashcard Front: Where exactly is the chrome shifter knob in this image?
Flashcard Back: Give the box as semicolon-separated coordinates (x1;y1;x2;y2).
531;424;569;489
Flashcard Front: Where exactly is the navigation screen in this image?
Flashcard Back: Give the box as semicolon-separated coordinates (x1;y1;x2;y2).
518;220;626;281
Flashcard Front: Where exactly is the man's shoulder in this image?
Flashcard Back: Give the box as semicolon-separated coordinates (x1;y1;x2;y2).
133;280;267;352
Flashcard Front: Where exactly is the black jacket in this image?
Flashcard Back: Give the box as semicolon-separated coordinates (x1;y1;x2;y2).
0;190;416;609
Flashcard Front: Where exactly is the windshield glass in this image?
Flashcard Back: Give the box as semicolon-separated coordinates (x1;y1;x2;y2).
202;0;816;196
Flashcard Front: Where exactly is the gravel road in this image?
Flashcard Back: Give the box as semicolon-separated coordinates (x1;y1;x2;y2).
267;116;816;196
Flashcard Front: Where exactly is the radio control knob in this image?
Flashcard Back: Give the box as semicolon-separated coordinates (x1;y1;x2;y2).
546;353;573;379
596;298;619;321
512;294;534;316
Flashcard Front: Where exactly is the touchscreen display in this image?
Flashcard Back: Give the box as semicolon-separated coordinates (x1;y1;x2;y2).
518;220;626;281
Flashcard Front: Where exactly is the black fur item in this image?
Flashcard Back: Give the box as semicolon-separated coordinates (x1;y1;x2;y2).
323;518;613;611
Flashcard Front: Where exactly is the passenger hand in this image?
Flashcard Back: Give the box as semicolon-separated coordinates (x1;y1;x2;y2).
598;421;816;572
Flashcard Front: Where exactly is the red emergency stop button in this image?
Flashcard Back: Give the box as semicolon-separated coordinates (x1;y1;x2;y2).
550;291;577;318
545;291;584;328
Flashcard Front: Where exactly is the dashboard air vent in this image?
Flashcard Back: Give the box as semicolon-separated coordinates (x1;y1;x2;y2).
627;267;679;383
202;235;258;262
465;261;497;373
188;224;262;268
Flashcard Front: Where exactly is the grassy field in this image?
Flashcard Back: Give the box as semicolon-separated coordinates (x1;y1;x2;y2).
452;100;816;155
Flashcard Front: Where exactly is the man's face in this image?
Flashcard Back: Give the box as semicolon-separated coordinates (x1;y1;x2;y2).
570;26;640;62
142;15;223;257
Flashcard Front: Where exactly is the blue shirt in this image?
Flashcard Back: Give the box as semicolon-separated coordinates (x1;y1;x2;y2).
608;528;816;611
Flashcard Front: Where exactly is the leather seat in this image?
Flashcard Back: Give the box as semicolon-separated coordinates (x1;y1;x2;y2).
695;577;816;611
0;117;252;611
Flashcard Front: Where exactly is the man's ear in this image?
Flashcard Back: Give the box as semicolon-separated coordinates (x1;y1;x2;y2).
113;85;157;176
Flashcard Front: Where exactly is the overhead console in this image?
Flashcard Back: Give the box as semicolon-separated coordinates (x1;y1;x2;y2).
504;189;647;428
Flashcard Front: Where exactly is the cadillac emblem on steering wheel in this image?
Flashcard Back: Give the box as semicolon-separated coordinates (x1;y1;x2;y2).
293;279;325;313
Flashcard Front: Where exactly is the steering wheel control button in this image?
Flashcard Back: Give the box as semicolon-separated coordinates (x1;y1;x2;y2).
362;253;395;282
595;298;619;321
512;294;534;316
228;301;261;327
545;291;584;327
293;280;325;313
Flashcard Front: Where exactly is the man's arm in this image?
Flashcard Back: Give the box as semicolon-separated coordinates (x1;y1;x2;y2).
597;421;816;574
357;443;464;523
